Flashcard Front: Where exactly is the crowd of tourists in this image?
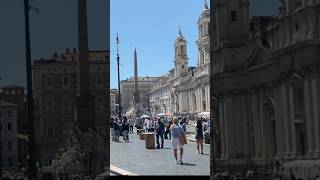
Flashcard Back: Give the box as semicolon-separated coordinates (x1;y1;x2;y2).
110;114;210;165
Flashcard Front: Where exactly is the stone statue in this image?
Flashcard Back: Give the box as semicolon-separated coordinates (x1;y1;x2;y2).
49;123;108;176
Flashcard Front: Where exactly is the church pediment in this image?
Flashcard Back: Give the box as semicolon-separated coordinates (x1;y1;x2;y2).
245;43;273;69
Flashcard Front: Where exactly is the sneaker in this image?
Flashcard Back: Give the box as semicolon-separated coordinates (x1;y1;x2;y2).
179;160;183;165
176;160;179;164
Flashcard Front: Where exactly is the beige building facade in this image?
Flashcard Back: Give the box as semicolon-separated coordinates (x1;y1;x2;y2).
149;2;210;117
120;77;158;114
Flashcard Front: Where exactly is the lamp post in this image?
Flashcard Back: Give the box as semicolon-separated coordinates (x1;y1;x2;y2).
0;77;2;178
116;34;122;119
23;0;37;179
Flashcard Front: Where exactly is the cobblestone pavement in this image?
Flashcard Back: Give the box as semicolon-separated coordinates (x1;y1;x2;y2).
110;128;210;176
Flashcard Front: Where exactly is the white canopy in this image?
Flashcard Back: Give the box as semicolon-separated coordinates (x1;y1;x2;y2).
197;112;210;119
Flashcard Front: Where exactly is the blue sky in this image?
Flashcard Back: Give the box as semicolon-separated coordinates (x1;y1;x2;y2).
0;0;108;87
110;0;279;89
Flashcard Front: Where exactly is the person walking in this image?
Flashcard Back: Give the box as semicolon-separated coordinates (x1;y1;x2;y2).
146;117;155;132
170;117;185;165
113;118;120;142
195;119;204;154
180;117;187;132
135;118;140;134
122;116;130;142
129;118;134;133
155;118;165;149
165;118;172;139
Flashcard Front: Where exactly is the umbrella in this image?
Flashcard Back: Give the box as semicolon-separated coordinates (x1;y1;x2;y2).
140;114;149;118
157;113;166;117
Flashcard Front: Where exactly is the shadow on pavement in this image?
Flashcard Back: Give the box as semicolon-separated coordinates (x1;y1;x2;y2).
181;163;197;166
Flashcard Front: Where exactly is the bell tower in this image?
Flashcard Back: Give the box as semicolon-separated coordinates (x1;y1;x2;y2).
197;0;210;68
174;27;189;77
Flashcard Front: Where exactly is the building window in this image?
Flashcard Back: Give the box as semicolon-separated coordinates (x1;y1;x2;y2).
8;123;12;130
97;75;102;86
293;81;304;114
46;76;52;88
7;110;12;117
295;22;299;31
295;0;302;7
231;11;237;22
63;76;69;87
46;98;54;115
8;157;13;166
8;141;12;151
96;99;104;112
63;98;70;114
48;127;54;138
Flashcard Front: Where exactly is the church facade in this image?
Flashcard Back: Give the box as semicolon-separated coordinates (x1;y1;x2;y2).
210;0;320;175
149;2;210;117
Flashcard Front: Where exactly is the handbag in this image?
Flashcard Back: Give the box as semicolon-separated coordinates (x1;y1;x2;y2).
179;132;188;145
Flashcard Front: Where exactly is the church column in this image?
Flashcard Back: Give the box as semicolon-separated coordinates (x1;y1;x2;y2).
224;96;231;158
188;90;191;113
289;83;297;158
304;78;314;157
185;91;188;112
274;86;284;158
259;88;267;158
207;85;210;111
311;74;320;157
241;93;250;158
219;98;225;159
205;85;209;112
198;88;202;112
282;83;291;158
252;90;261;158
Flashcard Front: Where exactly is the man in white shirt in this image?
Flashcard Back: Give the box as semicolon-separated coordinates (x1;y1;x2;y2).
146;117;155;132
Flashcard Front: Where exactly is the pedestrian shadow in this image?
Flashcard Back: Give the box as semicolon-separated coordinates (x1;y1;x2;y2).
161;148;171;150
181;163;197;166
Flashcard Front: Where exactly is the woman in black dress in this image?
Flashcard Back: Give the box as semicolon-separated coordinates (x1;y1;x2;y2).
195;119;204;154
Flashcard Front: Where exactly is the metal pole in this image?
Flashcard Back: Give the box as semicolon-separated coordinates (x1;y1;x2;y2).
24;0;37;179
0;78;2;179
116;34;122;119
0;123;2;179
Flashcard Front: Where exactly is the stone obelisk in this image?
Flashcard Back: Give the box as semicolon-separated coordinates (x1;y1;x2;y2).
76;0;95;132
133;48;140;117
